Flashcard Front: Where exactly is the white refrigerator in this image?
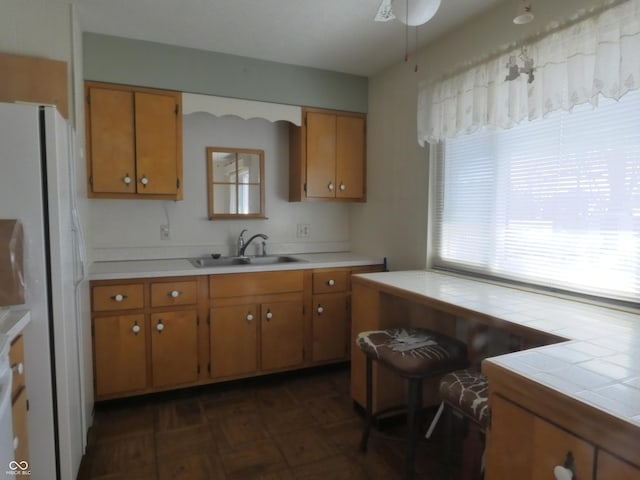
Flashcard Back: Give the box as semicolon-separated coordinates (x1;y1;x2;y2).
0;102;88;480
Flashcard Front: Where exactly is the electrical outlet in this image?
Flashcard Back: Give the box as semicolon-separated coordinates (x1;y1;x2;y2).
160;224;170;240
296;224;310;238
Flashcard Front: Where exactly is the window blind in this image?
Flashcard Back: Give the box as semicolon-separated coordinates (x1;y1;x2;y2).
432;90;640;304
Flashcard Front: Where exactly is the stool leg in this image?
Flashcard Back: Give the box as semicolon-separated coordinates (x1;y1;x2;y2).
359;356;373;453
444;403;453;479
405;378;422;480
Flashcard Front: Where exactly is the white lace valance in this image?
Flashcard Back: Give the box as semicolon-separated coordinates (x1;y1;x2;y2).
418;0;640;146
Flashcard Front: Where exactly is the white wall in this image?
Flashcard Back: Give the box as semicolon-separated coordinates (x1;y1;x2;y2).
89;113;352;260
353;0;605;271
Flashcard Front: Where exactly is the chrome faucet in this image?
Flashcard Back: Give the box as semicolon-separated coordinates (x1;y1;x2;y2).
237;229;269;257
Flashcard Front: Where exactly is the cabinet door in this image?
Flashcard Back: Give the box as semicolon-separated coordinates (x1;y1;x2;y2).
210;305;258;378
336;115;365;199
305;111;336;198
93;314;147;397
150;310;198;388
11;388;29;468
312;293;349;362
261;300;304;370
597;450;640;479
485;395;595;479
135;91;180;195
87;87;136;193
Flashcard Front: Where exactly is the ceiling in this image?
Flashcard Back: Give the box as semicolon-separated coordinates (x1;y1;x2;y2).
74;0;506;77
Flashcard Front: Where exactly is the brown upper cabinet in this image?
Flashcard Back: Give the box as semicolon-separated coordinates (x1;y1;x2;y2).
85;82;183;200
290;108;366;202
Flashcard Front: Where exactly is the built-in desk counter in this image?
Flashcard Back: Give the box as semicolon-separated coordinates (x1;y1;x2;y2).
350;270;640;477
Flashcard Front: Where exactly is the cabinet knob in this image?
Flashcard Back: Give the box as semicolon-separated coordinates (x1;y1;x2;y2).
266;310;273;320
13;436;18;451
554;451;576;480
169;290;181;298
156;320;165;332
339;182;346;191
132;322;141;335
317;305;324;314
111;293;127;302
140;175;149;186
246;313;254;322
327;182;334;192
123;173;132;185
11;362;24;375
327;279;336;286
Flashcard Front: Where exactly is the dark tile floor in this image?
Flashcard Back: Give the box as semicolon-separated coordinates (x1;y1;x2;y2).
78;365;458;479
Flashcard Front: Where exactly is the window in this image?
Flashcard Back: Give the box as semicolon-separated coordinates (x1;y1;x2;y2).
432;90;640;304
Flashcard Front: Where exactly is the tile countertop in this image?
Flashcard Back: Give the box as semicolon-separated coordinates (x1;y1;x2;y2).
351;270;640;427
89;252;385;281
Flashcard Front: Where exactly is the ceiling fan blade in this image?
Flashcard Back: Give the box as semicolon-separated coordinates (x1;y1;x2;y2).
374;0;395;22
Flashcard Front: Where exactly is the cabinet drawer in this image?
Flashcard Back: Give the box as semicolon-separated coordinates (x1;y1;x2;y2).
210;271;303;298
313;270;348;294
93;284;144;311
9;335;25;400
12;387;29;467
150;280;197;307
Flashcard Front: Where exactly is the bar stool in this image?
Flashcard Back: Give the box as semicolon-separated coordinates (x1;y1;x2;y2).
427;369;489;479
356;327;468;480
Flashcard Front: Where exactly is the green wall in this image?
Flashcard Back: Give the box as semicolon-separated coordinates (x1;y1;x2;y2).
83;33;368;113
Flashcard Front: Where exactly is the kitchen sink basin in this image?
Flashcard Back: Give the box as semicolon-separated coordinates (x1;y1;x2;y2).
189;255;304;268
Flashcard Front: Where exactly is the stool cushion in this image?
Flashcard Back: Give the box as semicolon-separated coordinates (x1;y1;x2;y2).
439;369;489;427
356;328;468;378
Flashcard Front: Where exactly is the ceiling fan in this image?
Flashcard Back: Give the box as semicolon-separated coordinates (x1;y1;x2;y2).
374;0;442;26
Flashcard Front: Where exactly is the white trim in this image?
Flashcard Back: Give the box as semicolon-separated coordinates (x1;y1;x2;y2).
182;92;302;125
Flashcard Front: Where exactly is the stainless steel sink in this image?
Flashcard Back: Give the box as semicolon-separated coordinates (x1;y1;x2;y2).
189;255;304;268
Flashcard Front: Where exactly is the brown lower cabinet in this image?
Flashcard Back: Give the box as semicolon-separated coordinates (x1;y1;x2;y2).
9;335;29;471
484;362;640;479
91;264;383;400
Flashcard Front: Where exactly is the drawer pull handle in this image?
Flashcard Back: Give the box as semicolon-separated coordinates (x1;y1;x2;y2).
111;294;127;302
156;320;165;333
132;322;141;335
265;310;273;321
169;290;181;298
327;279;336;286
317;305;324;314
246;313;254;322
11;363;23;375
554;451;576;480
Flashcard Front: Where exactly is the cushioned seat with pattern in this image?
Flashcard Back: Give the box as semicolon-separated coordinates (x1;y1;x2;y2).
356;328;469;377
357;327;468;480
439;369;489;427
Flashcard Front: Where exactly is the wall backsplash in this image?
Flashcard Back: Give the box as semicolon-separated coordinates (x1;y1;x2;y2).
89;113;351;261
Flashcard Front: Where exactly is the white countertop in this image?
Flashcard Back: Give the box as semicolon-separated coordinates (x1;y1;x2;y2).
89;252;385;280
353;270;640;427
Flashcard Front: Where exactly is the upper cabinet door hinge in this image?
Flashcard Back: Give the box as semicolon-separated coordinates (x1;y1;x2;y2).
86;92;91;105
303;183;307;193
89;176;93;186
177;178;180;189
175;104;179;115
196;315;199;326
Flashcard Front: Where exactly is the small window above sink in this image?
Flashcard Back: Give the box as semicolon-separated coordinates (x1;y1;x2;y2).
206;147;265;219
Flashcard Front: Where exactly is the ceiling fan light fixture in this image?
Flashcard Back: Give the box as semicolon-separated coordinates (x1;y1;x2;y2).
393;0;442;26
513;0;534;25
